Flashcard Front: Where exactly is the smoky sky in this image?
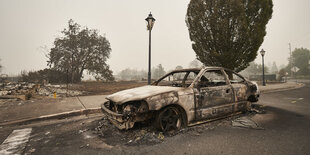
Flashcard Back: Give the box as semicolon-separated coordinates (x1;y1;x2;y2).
0;0;310;75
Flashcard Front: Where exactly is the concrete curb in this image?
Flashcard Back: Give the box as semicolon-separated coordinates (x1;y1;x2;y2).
260;83;305;94
0;108;102;126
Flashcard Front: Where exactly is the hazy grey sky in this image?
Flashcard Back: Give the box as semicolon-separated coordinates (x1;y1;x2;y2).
0;0;310;76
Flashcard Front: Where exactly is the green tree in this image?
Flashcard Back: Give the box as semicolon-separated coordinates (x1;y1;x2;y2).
152;64;166;79
175;65;183;70
188;59;203;68
48;19;114;82
118;68;133;81
0;59;2;73
278;68;287;81
244;62;260;75
186;0;273;72
241;61;269;77
270;61;278;74
117;68;147;81
21;69;68;84
291;48;310;75
257;64;269;74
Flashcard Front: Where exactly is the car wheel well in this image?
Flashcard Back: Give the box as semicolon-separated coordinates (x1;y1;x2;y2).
248;94;259;102
158;104;188;127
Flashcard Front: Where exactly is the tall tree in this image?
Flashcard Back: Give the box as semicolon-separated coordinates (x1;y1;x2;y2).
188;59;203;68
48;19;114;82
175;65;184;70
278;68;287;81
152;64;166;79
0;59;2;73
270;61;278;74
240;61;269;77
117;68;147;81
244;62;260;75
291;48;310;75
186;0;273;72
257;64;269;74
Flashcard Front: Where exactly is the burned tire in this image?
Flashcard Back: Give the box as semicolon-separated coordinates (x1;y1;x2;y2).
155;106;182;132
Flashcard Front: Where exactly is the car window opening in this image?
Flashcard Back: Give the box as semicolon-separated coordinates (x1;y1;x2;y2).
198;70;227;87
156;71;199;87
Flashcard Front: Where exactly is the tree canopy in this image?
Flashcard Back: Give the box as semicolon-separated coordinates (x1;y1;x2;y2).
270;61;278;74
152;64;166;79
291;48;310;75
0;59;2;73
117;68;147;81
48;19;114;82
175;65;184;70
188;59;203;68
21;69;67;84
242;61;269;75
186;0;273;72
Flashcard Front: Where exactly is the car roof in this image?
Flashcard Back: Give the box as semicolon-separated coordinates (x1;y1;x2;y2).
171;66;225;73
172;68;201;72
203;66;224;70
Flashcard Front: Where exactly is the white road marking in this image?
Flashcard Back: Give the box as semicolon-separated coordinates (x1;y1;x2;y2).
284;97;304;100
0;128;32;155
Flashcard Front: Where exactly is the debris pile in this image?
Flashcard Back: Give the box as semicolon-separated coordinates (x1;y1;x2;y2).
37;84;84;97
94;104;267;146
231;116;264;130
0;82;37;100
0;82;35;96
0;82;85;100
95;117;164;146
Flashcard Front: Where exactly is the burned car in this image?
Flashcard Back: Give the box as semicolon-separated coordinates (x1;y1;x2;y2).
101;67;259;131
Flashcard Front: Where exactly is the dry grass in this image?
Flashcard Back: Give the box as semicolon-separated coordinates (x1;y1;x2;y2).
69;81;147;95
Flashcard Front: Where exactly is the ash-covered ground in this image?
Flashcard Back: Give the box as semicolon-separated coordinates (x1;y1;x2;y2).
93;104;265;146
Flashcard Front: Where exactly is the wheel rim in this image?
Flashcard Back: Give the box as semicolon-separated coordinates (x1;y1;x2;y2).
159;107;181;132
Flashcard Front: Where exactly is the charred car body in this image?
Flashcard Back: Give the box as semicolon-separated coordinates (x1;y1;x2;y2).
101;67;259;131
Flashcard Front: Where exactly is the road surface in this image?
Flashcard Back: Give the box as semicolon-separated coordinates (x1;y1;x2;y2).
0;81;310;155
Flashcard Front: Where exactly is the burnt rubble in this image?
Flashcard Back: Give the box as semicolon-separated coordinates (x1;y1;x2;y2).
0;82;85;100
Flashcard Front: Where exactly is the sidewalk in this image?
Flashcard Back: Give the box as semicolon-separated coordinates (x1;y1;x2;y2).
0;95;107;126
0;82;304;126
258;81;304;93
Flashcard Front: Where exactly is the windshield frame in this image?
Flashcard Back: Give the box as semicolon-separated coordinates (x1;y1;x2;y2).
152;68;202;88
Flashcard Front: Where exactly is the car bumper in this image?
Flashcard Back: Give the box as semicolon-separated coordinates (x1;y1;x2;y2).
101;102;135;130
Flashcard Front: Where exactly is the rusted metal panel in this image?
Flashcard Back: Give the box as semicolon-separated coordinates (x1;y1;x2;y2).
106;86;182;104
231;83;248;102
199;86;233;108
146;91;179;110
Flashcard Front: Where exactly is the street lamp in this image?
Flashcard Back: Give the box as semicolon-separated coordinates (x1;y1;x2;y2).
145;12;155;85
260;49;266;86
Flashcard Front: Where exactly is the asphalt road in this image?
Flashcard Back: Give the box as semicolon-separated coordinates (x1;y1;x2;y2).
0;81;310;155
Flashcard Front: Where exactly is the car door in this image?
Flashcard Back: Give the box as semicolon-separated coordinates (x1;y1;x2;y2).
224;70;249;112
195;69;234;120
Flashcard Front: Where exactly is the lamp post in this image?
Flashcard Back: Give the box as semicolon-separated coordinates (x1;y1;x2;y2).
260;49;266;86
145;12;155;85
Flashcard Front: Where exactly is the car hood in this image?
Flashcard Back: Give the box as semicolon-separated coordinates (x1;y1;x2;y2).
106;85;183;104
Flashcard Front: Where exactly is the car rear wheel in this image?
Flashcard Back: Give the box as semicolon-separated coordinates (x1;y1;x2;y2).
155;106;182;132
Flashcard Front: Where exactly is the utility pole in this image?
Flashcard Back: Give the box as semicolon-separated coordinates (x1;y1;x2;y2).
289;43;292;77
71;53;74;84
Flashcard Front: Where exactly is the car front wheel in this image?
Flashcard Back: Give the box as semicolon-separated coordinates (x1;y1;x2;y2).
155;106;182;132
